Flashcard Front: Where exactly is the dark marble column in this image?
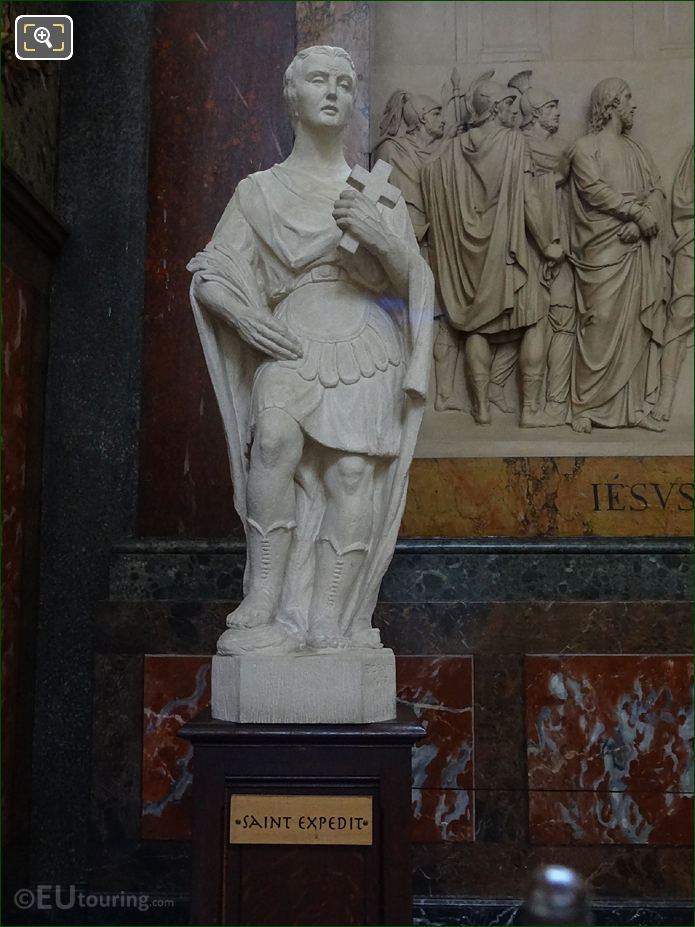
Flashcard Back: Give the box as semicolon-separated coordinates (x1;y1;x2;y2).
30;2;154;884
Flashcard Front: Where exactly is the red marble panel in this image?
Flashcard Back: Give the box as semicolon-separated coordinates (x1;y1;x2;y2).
526;655;694;794
141;654;211;839
397;655;475;843
529;790;693;846
527;655;694;846
137;2;296;537
411;788;473;843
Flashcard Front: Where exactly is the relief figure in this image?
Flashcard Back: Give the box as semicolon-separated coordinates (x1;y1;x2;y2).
422;73;562;426
653;144;694;422
569;79;668;433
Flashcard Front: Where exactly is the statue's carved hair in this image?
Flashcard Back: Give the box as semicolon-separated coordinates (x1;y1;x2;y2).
589;77;629;133
283;45;357;124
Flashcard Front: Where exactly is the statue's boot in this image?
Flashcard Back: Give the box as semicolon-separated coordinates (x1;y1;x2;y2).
520;375;556;427
226;519;295;629
307;538;367;650
469;376;491;424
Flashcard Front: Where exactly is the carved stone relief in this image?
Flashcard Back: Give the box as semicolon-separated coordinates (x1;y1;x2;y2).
372;1;693;458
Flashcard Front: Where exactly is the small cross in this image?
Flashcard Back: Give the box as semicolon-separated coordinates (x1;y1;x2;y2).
338;159;402;254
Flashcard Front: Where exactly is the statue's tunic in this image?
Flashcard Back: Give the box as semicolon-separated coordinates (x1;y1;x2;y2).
421;125;552;337
187;162;432;638
665;144;694;345
569;133;667;426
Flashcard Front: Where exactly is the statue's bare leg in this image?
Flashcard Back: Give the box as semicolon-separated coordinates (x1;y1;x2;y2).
308;453;375;650
465;333;492;424
545;306;575;423
520;322;553;427
226;408;303;629
434;317;464;411
652;337;687;422
488;341;518;414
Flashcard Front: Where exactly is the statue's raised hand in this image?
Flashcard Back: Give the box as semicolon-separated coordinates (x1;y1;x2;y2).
332;188;391;256
234;312;303;361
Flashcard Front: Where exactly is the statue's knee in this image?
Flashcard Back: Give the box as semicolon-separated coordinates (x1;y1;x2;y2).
253;410;299;467
332;456;372;496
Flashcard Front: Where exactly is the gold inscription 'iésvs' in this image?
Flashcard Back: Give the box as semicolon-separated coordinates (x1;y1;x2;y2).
229;794;373;845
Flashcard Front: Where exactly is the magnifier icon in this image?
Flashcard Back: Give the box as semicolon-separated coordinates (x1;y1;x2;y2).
33;25;53;49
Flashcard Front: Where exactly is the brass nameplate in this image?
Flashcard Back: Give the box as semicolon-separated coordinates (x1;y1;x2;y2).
229;794;373;845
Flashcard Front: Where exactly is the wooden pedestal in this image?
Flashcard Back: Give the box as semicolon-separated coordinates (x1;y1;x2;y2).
179;707;424;926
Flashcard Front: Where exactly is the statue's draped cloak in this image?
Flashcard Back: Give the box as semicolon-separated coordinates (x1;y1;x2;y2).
421;125;552;335
666;144;694;345
187;163;432;641
569;133;668;426
374;135;434;241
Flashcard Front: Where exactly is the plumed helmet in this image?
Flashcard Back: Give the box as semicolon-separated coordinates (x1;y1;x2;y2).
508;71;558;127
378;90;440;140
465;70;515;125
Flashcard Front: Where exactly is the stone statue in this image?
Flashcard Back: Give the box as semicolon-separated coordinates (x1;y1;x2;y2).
187;46;432;711
511;70;576;424
422;71;562;426
653;143;694;422
375;89;465;412
568;78;668;433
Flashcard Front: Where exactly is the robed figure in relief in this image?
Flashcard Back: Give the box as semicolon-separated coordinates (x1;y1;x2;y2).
188;46;433;656
422;74;561;427
569;78;668;433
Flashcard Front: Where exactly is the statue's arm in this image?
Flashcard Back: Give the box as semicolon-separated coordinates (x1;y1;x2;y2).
524;170;563;262
189;192;302;361
571;139;644;224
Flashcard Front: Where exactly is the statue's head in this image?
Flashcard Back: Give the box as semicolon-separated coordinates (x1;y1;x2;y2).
508;72;558;132
469;78;518;128
377;91;444;143
404;93;445;140
522;88;560;133
283;46;357;132
589;78;633;133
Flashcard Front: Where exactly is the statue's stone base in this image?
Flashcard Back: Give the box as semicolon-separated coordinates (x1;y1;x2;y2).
211;649;396;724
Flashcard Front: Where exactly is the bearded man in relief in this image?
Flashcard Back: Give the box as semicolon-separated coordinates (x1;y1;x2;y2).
569;78;668;433
188;47;432;656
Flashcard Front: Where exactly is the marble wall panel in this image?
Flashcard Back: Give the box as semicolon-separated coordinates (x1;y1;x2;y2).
526;654;694;846
109;541;693;603
141;654;474;842
137;2;295;537
141;655;211;840
402;458;694;537
529;790;693;846
398;656;475;842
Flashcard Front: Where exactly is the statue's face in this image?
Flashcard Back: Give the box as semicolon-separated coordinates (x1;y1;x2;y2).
293;52;355;131
617;86;635;131
422;105;445;140
497;95;519;128
537;100;560;134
